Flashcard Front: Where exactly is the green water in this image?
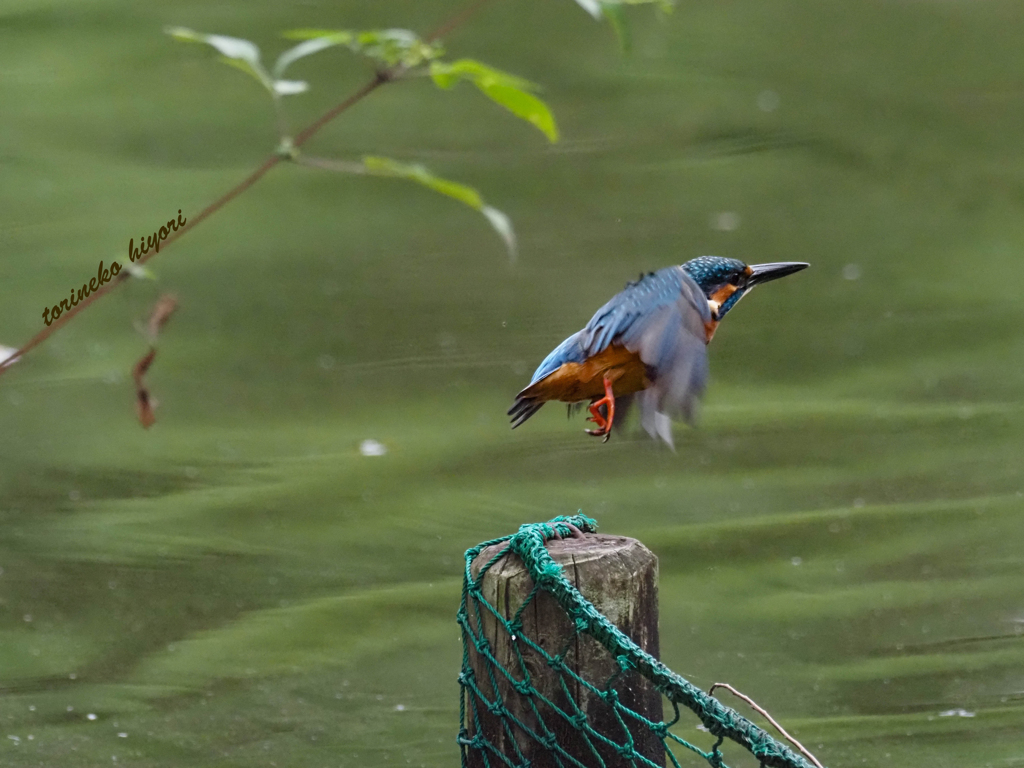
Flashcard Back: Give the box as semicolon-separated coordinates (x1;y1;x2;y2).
2;0;1023;765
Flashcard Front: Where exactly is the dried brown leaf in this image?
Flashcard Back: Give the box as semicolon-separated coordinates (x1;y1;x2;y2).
132;293;178;429
147;294;178;341
133;347;158;428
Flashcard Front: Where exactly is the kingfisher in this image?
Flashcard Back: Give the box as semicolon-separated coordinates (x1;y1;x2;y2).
508;257;808;446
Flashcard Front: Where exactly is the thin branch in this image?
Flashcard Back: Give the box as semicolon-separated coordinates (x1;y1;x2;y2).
1;264;122;376
292;73;387;148
0;152;283;377
707;683;825;768
146;153;282;263
425;0;492;43
0;0;493;380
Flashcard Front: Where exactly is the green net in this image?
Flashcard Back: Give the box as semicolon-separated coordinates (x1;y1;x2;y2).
457;514;824;768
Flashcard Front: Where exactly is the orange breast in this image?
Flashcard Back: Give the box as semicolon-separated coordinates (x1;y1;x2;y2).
521;345;650;403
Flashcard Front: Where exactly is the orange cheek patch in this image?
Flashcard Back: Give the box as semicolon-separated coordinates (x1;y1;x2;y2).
710;283;739;305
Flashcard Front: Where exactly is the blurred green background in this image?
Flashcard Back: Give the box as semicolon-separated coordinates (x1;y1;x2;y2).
2;0;1023;766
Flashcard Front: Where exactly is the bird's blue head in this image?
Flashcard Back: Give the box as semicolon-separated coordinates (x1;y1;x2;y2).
682;256;809;321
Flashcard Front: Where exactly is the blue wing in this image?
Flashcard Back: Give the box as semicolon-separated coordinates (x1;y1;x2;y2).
580;266;709;356
527;267;708;383
511;267;712;441
527;331;586;384
578;267;711;445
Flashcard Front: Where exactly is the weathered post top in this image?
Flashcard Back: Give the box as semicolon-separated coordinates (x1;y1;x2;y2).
465;533;663;768
459;516;826;768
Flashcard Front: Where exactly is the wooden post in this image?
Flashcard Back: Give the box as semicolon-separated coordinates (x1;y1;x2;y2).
466;534;663;768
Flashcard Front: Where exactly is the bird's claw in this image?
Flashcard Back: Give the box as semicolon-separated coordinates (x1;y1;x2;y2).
584;376;616;442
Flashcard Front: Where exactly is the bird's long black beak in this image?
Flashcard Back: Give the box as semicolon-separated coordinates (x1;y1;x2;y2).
748;261;810;286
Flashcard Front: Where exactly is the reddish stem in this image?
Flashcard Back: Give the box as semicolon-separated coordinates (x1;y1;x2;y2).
0;0;493;379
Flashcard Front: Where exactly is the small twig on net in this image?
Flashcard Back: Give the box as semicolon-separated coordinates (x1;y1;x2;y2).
707;683;824;768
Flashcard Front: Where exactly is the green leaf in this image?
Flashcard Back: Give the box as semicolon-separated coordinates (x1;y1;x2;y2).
429;59;559;143
281;29;355;43
481;82;559;143
272;79;309;95
123;263;156;281
216;56;275;92
573;0;604;19
273;35;352;79
600;2;631;52
363;156;482;208
582;0;674;13
362;156;516;259
429;59;538;92
166;27;260;62
281;27;443;68
166;27;274;93
0;345;19;367
627;0;674;11
572;0;675;51
481;206;517;259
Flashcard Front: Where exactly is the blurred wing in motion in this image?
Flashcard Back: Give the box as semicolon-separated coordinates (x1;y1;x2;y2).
509;267;711;446
579;266;711;448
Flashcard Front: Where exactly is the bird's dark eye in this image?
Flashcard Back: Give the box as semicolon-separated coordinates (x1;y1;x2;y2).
730;273;744;286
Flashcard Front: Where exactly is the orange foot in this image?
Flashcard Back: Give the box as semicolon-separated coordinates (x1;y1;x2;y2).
585;376;616;442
